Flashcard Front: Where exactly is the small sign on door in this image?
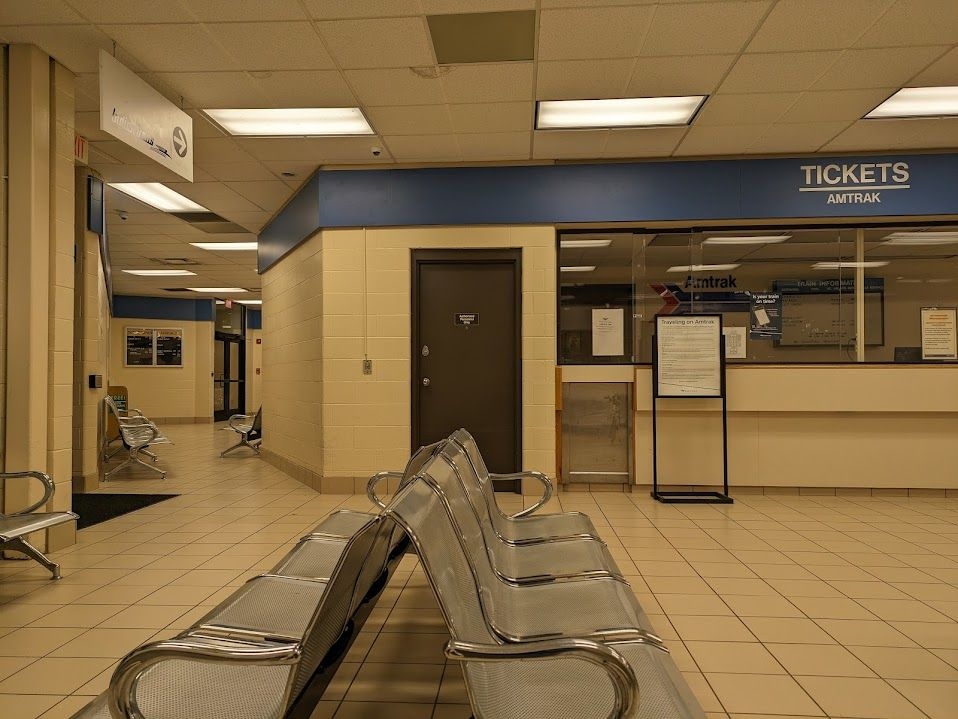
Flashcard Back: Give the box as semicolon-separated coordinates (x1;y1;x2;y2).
455;312;479;326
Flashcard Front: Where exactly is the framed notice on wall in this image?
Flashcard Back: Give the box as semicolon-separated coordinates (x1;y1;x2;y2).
920;307;957;361
125;327;183;367
655;315;723;398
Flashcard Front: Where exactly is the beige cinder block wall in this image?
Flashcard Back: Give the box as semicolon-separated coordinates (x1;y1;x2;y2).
108;318;213;423
246;327;263;412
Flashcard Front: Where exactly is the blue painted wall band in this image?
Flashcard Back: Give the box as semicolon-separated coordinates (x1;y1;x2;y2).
113;295;214;322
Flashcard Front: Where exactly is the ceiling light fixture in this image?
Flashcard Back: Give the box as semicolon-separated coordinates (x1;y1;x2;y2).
536;96;706;130
560;239;613;248
702;235;791;245
204;107;375;136
190;242;259;251
122;269;197;277
187;287;248;293
236;299;263;305
109;183;208;213
812;261;889;269
882;231;958;245
560;266;597;272
667;264;740;272
866;86;958;119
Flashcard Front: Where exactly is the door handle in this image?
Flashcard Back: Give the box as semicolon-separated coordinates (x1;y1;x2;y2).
422;377;431;387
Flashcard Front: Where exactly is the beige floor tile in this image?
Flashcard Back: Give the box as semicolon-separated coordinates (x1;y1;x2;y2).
849;645;958;680
48;628;157;658
322;662;361;701
381;607;448;634
0;627;86;657
0;603;63;627
889;678;958;719
705;578;778;596
0;657;114;694
345;662;444;703
685;641;785;674
682;671;725;713
669;616;755;642
816;619;917;648
632;560;697;576
741;617;835;644
766;578;843;598
788;596;877;620
0;656;35;681
796;675;925;719
829;580;913;600
645;576;716;594
137;585;220;605
100;605;192;629
365;632;447;664
37;695;97;719
706;673;823;716
334;702;435;719
0;694;61;719
436;663;469;704
720;595;803;618
431;704;473;719
856;598;951;622
28;604;126;629
689;562;756;579
655;594;734;616
766;643;875;677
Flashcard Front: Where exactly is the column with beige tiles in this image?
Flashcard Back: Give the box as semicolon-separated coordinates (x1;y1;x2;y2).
3;45;76;550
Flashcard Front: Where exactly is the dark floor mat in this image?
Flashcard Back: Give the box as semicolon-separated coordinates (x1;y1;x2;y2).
72;493;178;529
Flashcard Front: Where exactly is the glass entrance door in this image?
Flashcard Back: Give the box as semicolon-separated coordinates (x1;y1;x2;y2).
214;332;245;421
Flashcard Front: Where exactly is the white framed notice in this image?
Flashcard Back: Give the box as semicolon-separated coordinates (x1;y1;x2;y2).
722;326;747;359
125;327;184;367
592;308;624;356
920;307;957;360
655;315;723;397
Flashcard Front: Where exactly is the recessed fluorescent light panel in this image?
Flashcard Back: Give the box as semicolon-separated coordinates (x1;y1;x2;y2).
560;239;613;248
187;287;247;293
560;266;596;272
109;183;208;213
866;86;958;119
205;108;374;136
883;231;958;245
190;242;259;251
703;235;791;245
536;96;706;129
236;299;263;305
667;264;740;272
812;261;889;269
122;269;197;277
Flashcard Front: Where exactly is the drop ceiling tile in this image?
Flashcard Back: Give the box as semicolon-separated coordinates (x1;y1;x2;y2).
236;137;387;163
202;163;280;182
457;132;530;160
673;124;769;157
440;62;533;103
188;112;228;139
365;105;454;135
532;130;608;159
536;59;635;100
224;182;294;212
345;68;446;106
0;1;84;24
259;71;357;106
384;134;461;162
69;0;196;22
628;55;737;96
718;51;842;93
423;0;535;12
318;17;434;69
224;211;272;232
538;6;655;61
909;46;958;86
182;0;308;21
165;182;262;213
695;93;800;126
207;22;336;71
0;24;116;73
75;111;114;142
150;72;270;109
747;0;894;52
749;120;851;153
92;140;163;165
303;0;424;20
820;120;925;151
778;89;895;123
101;24;238;72
193;138;251;164
448;102;533;133
856;0;958;47
641;1;771;56
892;118;958;149
812;46;949;90
602;127;688;158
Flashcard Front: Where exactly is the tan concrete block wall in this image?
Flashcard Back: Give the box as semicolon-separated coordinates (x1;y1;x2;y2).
246;328;263;411
261;236;323;475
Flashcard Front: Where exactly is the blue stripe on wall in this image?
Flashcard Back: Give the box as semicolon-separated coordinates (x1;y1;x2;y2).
256;152;958;273
113;295;214;321
247;309;262;330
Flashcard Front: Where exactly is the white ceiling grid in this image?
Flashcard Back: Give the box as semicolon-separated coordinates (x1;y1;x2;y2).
0;0;954;296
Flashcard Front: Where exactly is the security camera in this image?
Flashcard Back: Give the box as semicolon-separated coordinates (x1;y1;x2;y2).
371;146;382;157
117;211;128;221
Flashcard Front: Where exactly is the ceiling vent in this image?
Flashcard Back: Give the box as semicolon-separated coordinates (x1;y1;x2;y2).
427;11;535;64
171;211;249;234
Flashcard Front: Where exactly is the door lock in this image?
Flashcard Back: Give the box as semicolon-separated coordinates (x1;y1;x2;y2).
422;377;431;387
421;345;430;357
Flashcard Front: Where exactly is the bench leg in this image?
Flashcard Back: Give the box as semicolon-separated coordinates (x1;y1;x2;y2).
220;433;260;457
106;449;166;480
4;537;62;579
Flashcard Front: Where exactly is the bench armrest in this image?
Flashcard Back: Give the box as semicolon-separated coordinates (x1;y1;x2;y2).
445;637;638;719
109;637;301;719
121;424;159;446
487;470;554;517
0;471;55;516
228;414;255;432
366;471;403;509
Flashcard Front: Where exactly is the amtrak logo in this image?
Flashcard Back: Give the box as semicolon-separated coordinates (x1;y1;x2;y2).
799;161;910;205
172;126;188;158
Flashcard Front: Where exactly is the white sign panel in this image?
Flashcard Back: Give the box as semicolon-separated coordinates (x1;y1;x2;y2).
99;51;193;181
722;326;747;359
592;308;624;357
920;307;957;360
656;315;722;398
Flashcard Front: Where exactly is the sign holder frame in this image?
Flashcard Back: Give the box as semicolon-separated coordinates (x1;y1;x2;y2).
651;314;733;504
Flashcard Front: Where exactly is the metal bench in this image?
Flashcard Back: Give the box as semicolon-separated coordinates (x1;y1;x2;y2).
221;406;262;457
386;467;706;719
0;471;77;580
103;396;170;480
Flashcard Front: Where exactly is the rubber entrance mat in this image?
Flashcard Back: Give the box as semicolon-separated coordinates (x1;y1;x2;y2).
72;493;178;530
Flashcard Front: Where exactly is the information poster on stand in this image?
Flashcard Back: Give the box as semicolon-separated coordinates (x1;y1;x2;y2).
920;307;957;360
655;315;722;397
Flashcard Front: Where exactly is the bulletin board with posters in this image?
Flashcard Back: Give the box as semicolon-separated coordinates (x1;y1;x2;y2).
125;327;183;367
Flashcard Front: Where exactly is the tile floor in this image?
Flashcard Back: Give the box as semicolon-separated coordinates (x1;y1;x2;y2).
0;424;956;718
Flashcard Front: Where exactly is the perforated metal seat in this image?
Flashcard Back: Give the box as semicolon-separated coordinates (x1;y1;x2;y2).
307;509;377;539
450;429;599;544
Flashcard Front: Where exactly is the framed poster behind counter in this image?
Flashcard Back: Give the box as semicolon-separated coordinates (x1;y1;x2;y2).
125;327;183;367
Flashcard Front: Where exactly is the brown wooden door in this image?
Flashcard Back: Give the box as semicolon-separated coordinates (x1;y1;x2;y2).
412;250;521;478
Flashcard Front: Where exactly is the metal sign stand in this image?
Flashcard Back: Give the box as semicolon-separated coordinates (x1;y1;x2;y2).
651;316;733;504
